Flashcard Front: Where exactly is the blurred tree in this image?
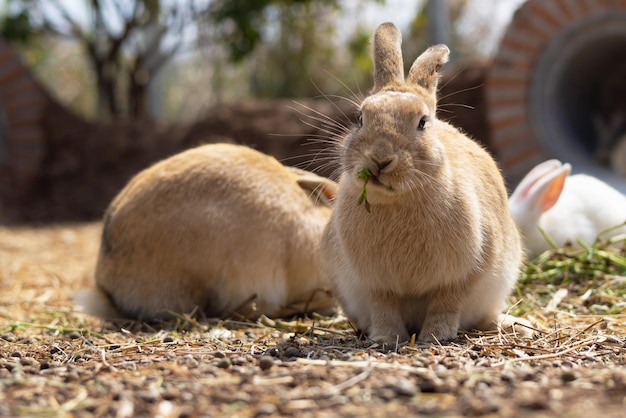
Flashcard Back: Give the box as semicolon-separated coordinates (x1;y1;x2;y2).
247;2;339;98
208;0;339;63
209;0;382;99
0;0;209;120
0;0;386;119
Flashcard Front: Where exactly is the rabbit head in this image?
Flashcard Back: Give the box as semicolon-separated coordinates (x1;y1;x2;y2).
340;23;451;207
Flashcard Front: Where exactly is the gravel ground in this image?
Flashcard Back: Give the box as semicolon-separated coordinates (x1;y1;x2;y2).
1;223;626;417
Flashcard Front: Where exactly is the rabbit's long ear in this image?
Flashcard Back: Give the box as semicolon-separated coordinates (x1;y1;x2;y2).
296;174;338;207
509;160;571;216
372;22;404;92
407;44;449;96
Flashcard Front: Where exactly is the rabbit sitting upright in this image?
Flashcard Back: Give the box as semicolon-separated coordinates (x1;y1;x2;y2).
509;159;626;258
321;23;529;344
77;143;338;321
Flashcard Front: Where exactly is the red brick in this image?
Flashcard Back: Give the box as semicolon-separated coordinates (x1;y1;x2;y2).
489;103;526;122
3;96;47;113
490;128;532;149
0;75;38;98
487;95;525;108
555;0;577;19
490;113;527;132
0;62;27;86
486;76;528;90
0;47;16;67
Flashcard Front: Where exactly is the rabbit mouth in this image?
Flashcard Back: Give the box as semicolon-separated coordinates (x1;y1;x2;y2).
354;171;396;194
368;175;394;191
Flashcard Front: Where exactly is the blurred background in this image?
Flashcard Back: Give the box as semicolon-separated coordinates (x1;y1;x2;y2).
0;0;522;121
0;0;624;222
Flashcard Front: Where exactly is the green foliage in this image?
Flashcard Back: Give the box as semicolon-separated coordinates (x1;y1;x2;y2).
0;9;34;43
357;167;372;213
346;26;374;89
514;223;626;316
0;0;211;120
209;0;340;63
403;0;487;68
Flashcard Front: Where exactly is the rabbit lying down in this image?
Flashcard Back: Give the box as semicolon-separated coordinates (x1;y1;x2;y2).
509;159;626;258
75;143;338;321
321;23;531;344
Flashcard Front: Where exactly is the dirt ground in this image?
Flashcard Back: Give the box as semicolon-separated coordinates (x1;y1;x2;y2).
1;223;626;417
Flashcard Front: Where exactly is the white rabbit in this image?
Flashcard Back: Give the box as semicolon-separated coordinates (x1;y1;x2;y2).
321;23;529;344
76;143;338;321
509;159;626;258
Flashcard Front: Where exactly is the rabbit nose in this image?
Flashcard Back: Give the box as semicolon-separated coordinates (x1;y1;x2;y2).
372;155;397;173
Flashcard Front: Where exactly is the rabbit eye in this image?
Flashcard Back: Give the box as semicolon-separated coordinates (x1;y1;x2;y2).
417;115;429;131
357;112;363;127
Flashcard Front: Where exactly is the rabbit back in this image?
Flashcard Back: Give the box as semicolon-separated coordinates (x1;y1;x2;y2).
95;143;334;320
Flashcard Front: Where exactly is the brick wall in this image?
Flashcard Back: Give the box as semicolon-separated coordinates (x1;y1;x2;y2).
0;39;47;206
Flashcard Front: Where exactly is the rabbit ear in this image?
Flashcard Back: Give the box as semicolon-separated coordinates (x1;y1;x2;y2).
407;44;450;96
372;22;404;92
509;160;571;216
295;173;337;207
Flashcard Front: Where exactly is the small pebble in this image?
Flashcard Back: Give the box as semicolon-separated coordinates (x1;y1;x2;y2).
266;348;281;357
390;378;418;397
162;336;175;343
137;390;160;403
284;346;300;358
418;377;439;393
215;358;231;369
67;332;82;340
232;357;248;366
259;356;274;371
214;351;226;358
64;372;80;383
500;370;516;383
561;371;578;383
463;396;500;415
10;351;21;358
20;357;38;367
256;403;278;416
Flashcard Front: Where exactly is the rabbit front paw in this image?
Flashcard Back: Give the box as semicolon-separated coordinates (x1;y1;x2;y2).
368;324;409;345
418;312;460;342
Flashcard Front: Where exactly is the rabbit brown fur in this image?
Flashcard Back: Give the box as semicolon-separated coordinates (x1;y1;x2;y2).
87;143;337;321
322;23;527;343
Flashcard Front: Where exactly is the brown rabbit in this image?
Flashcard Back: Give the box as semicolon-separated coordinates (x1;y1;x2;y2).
321;23;528;343
78;143;337;321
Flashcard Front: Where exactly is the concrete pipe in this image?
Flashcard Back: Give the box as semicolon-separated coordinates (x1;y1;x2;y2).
487;0;626;191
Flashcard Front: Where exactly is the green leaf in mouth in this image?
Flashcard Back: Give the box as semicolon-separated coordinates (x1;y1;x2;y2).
357;167;372;213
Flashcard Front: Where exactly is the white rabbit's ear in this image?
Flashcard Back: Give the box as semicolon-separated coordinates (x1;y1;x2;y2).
296;174;337;207
372;22;404;92
407;44;449;96
509;160;571;216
